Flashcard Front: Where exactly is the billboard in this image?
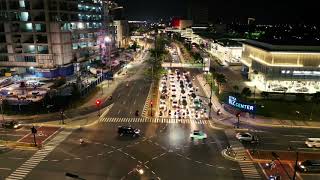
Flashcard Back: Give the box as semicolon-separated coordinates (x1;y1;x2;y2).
228;96;256;113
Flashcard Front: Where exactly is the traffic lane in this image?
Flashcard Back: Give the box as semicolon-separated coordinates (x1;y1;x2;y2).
27;150;139;180
149;151;243;180
238;127;320;152
300;172;320;180
82;122;162;149
0;149;35;178
127;79;151;117
107;79;150;118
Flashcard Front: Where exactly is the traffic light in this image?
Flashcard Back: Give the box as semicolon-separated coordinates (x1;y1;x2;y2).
95;99;102;106
150;100;153;106
236;112;241;117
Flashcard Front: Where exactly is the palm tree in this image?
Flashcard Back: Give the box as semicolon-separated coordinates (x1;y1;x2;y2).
241;87;252;100
260;91;269;99
233;85;239;94
215;73;226;94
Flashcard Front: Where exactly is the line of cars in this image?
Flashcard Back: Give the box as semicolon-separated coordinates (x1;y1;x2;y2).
159;69;208;120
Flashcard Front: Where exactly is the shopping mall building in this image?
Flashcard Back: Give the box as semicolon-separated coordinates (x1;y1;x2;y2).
241;40;320;93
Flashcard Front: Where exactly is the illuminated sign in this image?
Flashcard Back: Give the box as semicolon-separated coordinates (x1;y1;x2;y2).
228;96;256;113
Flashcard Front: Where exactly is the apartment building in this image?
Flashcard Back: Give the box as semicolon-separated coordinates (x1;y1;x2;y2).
0;0;109;78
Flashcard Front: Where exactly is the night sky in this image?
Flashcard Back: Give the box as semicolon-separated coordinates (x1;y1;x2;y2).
115;0;317;24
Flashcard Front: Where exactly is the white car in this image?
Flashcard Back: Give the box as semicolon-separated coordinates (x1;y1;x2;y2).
172;100;178;108
159;101;166;109
236;132;254;142
170;94;177;101
305;138;320;148
190;130;207;141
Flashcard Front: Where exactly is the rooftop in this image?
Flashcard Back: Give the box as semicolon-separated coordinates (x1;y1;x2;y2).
216;39;242;47
244;39;320;52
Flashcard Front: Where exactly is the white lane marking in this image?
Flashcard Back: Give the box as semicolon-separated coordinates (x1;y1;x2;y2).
283;134;305;137
0;168;11;171
289;141;305;143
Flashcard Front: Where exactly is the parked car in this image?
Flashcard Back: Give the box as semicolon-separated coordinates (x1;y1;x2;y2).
159;101;166;109
118;126;140;137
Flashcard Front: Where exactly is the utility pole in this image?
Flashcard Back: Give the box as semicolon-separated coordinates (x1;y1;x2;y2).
150;100;153;117
0;97;4;122
293;151;299;180
236;112;241;128
208;81;213;119
60;109;64;124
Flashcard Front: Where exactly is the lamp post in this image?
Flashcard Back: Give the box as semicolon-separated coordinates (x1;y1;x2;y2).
104;36;112;71
0;97;4;122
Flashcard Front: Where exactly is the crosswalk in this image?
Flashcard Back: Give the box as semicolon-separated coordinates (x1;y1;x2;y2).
99;117;209;125
6;129;73;180
225;129;261;179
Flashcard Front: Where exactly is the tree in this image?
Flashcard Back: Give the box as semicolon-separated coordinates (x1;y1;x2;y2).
215;73;226;94
233;85;239;94
260;91;269;99
241;87;252;99
312;92;320;104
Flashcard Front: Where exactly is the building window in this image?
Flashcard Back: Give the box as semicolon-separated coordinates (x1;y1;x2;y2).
24;56;36;62
35;24;46;32
72;43;78;50
37;45;48;54
21;23;33;32
0;55;8;62
23;45;36;53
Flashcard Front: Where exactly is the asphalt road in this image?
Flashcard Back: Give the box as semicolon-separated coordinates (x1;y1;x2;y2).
107;58;151;118
5;121;243;180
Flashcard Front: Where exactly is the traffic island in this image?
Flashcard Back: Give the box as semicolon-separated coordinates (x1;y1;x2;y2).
0;140;40;150
221;149;238;162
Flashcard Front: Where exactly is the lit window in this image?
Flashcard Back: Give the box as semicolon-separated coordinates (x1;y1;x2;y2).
26;23;33;30
20;12;29;21
78;22;84;29
19;0;25;8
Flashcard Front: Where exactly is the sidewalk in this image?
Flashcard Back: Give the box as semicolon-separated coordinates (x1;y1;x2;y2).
196;73;320;129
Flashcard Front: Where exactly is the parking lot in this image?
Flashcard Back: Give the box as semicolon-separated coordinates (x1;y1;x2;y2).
158;68;208;120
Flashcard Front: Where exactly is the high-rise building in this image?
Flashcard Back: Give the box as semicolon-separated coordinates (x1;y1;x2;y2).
0;0;109;78
187;0;209;26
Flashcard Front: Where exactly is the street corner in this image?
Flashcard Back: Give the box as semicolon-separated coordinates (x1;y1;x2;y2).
17;126;61;145
258;160;301;180
221;148;238;162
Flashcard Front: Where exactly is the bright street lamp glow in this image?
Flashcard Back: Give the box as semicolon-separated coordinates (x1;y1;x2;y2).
104;36;111;43
138;169;144;175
